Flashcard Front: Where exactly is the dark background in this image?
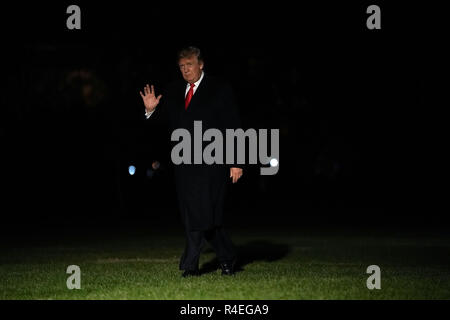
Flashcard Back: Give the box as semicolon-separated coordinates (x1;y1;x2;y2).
0;2;445;232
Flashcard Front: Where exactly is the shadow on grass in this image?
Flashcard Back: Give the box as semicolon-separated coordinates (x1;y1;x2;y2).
199;240;291;275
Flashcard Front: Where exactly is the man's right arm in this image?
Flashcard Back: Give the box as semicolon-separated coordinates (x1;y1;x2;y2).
139;83;171;167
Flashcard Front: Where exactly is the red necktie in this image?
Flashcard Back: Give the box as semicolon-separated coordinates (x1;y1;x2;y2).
185;83;195;110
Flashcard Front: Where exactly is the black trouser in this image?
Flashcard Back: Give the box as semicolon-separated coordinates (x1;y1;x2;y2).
179;225;236;271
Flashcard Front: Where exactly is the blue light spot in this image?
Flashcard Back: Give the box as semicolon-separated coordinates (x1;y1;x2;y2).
128;165;136;175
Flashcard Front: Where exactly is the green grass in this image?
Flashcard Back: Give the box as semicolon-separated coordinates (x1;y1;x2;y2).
1;225;449;299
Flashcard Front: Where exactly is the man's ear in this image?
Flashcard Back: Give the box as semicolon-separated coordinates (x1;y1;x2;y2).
200;62;204;70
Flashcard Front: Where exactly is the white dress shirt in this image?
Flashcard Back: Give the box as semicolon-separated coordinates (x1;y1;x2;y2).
145;71;205;119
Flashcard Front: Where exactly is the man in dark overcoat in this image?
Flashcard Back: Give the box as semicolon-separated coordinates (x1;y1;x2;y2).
140;46;243;277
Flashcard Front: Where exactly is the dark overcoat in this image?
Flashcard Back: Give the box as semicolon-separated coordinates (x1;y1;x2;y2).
144;74;242;231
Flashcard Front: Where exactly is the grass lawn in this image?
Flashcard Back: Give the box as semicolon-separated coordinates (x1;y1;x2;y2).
1;223;449;299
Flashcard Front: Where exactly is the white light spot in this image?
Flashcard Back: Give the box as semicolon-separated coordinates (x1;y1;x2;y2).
128;165;136;175
270;158;278;167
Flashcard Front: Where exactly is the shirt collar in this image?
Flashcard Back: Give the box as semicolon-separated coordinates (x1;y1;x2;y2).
187;71;204;88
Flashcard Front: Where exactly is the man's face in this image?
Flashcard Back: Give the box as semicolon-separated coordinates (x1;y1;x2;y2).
178;55;204;84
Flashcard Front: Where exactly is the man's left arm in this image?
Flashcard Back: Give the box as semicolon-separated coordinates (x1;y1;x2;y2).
220;82;244;183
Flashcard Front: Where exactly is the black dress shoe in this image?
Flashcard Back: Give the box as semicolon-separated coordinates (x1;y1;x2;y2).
182;269;200;278
220;260;236;276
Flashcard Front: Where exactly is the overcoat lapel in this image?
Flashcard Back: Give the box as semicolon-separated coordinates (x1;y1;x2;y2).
177;81;187;112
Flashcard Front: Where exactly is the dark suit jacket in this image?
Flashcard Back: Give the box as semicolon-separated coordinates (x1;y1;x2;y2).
144;74;242;231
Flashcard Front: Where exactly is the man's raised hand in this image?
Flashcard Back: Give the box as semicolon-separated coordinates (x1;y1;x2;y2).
140;84;162;112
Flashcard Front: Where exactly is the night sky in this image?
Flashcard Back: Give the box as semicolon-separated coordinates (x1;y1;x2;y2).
1;2;444;230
